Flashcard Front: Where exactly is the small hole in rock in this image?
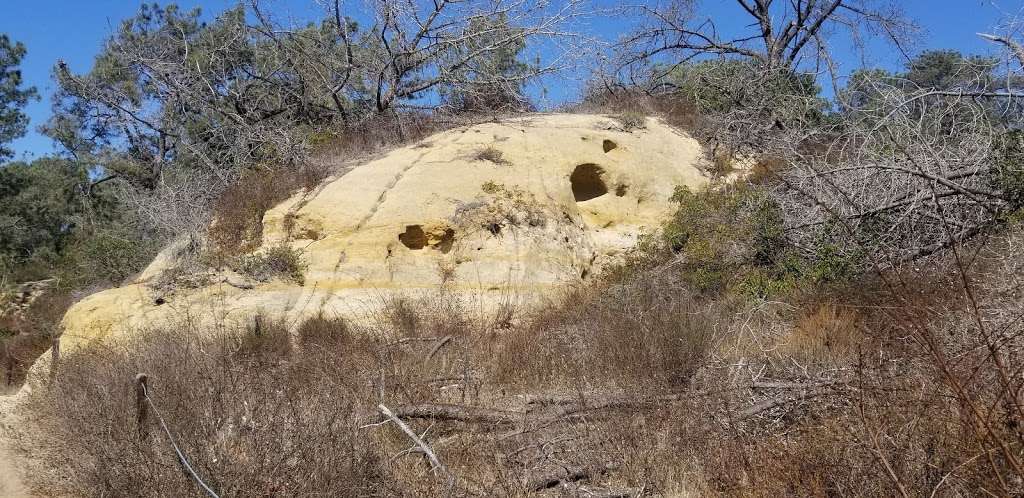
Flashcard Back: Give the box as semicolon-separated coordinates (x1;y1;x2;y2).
154;297;166;306
615;184;628;197
602;139;617;153
570;163;609;202
486;223;502;235
399;225;427;250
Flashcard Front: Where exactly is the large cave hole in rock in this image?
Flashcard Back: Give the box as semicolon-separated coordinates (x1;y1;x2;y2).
399;225;456;253
570;163;609;202
398;225;427;250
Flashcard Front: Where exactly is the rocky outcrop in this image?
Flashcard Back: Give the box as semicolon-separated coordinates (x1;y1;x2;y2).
52;114;709;357
0;279;55;320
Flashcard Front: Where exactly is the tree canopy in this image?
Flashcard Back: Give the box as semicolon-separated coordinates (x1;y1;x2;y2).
0;34;37;161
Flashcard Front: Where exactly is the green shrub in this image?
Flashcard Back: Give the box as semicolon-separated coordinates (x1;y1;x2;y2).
993;130;1024;213
660;184;860;298
233;245;307;285
296;314;351;350
662;184;788;295
57;230;157;287
662;59;828;128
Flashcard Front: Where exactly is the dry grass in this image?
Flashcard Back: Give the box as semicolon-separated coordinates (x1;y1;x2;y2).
13;216;1024;497
567;88;703;135
613;111;647;131
473;146;511;165
782;301;864;366
207;168;313;255
308;112;448;161
18;317;392;497
0;290;73;388
748;155;788;184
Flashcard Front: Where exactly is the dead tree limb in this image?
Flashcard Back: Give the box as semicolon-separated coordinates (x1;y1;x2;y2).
372;403;519;425
377;403;454;486
979;33;1024;67
734;388;837;421
525;462;620;491
423;336;453;363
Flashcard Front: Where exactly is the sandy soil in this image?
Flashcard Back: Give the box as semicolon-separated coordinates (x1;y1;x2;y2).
0;392;30;498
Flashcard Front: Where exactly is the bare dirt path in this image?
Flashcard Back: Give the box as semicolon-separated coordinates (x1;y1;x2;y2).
0;392;31;498
0;446;29;498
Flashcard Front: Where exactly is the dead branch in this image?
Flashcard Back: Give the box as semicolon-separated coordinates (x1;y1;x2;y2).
979;33;1024;68
423;336;454;363
734;388;834;421
615;0;914;77
369;403;520;426
752;380;841;390
525;462;620;491
377;403;454;486
564;484;645;498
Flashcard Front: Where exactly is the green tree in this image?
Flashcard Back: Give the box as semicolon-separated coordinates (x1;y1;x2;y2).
0;34;37;160
842;50;1011;132
905;50;997;90
662;59;826;125
0;158;88;279
442;13;533;113
843;50;1000;113
0;156;153;286
46;3;374;191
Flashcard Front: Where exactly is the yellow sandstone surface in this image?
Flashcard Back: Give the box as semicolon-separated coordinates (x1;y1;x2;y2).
52;114;708;358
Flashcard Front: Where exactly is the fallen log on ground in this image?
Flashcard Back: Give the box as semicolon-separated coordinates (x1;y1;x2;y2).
525;462;620;491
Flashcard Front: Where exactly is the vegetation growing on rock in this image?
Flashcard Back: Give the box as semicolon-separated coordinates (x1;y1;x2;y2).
4;1;1024;496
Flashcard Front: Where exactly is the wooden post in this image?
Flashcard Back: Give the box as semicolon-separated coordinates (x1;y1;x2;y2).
48;334;60;383
135;373;150;441
4;343;12;387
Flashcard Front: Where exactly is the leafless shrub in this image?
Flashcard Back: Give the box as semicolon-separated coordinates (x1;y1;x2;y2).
0;291;73;388
473;146;510;165
206;169;306;255
567;87;703;134
775;71;1021;265
612;111;646;131
17;227;1024;496
18;318;393;497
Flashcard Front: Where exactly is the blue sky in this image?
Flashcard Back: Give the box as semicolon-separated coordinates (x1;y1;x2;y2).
1;0;1020;160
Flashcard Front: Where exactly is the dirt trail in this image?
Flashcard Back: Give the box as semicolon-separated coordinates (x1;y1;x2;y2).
0;446;29;498
0;392;31;498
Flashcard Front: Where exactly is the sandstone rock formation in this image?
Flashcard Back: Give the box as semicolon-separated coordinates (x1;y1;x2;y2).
53;114;708;358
